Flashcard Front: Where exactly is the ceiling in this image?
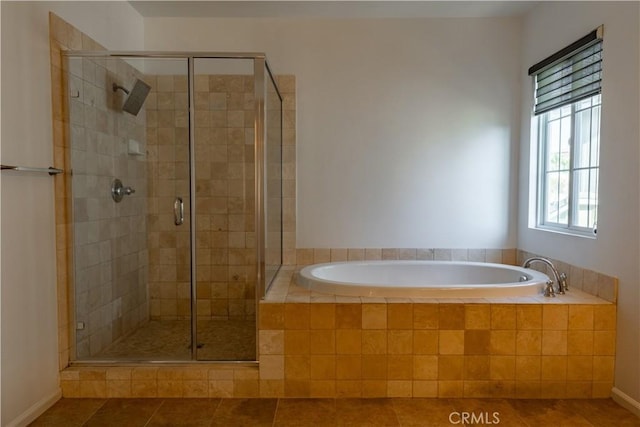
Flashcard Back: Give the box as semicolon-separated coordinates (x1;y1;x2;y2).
129;1;539;18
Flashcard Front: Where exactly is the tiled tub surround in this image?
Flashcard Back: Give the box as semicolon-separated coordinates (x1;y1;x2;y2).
60;267;616;398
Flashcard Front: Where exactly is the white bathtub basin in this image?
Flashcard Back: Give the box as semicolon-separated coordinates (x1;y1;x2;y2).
296;260;549;298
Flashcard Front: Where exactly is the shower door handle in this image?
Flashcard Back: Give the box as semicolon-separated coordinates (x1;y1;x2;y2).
174;197;184;226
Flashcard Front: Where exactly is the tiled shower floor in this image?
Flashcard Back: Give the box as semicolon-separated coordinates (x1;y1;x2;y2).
87;319;256;361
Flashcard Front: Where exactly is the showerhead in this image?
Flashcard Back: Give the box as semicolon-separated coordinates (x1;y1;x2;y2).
112;79;151;116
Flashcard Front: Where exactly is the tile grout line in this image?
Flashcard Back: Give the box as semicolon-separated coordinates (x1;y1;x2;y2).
80;398;109;426
141;398;165;427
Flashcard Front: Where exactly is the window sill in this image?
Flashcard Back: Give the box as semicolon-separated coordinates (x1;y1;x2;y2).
531;225;597;240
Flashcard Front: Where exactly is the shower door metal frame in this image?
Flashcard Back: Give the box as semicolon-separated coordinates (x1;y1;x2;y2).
63;51;283;364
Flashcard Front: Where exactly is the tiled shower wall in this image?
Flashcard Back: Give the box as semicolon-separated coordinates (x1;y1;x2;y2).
51;14;149;359
145;74;296;321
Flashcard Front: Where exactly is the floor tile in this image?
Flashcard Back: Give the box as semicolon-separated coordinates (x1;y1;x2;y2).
336;398;400;426
146;398;221;426
28;398;106;427
564;399;640;427
508;399;595;426
210;398;277;427
448;398;528;426
273;398;337;426
82;398;163;427
392;398;456;427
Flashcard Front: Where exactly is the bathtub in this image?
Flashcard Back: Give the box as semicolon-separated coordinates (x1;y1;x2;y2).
296;260;549;298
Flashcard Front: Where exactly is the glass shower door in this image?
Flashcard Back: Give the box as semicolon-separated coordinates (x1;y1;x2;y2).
69;55;193;361
192;58;257;360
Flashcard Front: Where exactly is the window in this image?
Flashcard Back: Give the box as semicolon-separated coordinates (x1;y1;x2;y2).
529;27;603;236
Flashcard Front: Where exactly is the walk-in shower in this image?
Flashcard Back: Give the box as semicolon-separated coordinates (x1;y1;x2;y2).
64;52;283;362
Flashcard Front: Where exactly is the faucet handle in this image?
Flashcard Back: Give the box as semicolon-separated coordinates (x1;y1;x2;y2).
543;280;556;297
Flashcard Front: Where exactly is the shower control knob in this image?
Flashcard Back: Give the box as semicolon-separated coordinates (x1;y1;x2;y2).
111;178;135;203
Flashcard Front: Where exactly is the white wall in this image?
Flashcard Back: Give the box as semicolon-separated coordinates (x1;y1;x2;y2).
0;2;143;425
144;17;523;249
518;2;640;403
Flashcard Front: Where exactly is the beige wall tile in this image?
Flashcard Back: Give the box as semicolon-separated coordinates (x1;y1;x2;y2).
542;305;568;330
413;380;438;397
387;380;412;397
490;355;515;380
362;304;387;329
285;355;310;380
336;304;362;329
259;380;284;397
565;381;592;398
336;329;362;355
308;380;334;397
592;356;615;381
362;380;387;397
515;356;541;380
568;305;594;330
465;305;490;329
388;303;413;329
362;330;387;355
515;381;541;398
335;355;361;380
540;355;567;381
259;330;284;355
413;304;439;329
593;330;616;355
516;330;542;355
284;330;310;355
413;330;438;354
413;355;438;380
285;303;309;329
259;303;285;329
540;381;566;399
362;355;388;380
310;303;335;329
260;355;285;380
594;305;616;330
566;356;593;381
388;355;413;379
490;330;516;355
438;355;464;380
541;330;567;355
336;380;361;397
388;330;413;354
284;380;310;397
438;380;463;397
464;330;491;355
567;330;594;355
516;306;542;330
439;304;465;329
439;330;464;355
490;304;516;329
464;355;490;380
309;330;336;355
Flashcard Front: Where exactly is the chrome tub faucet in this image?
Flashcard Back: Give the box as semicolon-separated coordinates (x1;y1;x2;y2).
522;257;568;297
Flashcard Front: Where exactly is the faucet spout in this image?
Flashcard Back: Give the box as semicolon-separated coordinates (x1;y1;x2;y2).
522;257;568;296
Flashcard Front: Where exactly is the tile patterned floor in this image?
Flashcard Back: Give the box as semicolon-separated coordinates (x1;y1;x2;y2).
86;320;256;361
30;397;640;426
